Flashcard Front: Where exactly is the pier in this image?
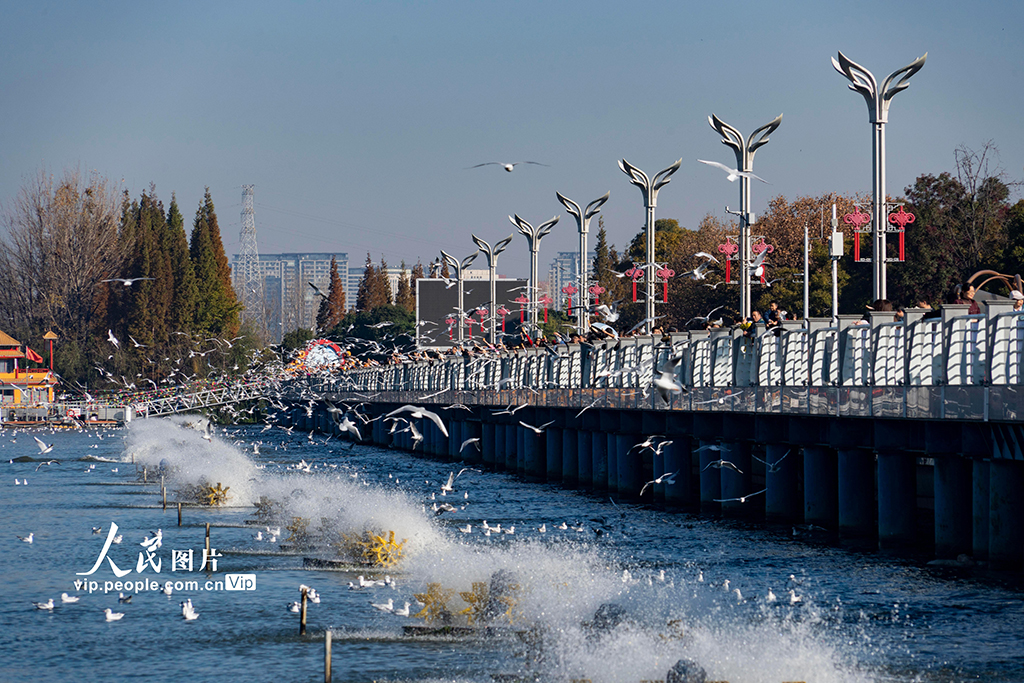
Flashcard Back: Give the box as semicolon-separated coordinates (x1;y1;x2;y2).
280;301;1024;569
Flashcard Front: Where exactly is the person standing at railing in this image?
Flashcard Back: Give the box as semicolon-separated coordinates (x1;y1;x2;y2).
950;283;981;315
1012;290;1023;311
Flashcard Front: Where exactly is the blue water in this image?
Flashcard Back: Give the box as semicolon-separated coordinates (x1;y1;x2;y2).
2;418;1023;683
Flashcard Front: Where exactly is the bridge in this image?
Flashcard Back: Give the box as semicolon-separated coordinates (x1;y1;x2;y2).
282;300;1024;570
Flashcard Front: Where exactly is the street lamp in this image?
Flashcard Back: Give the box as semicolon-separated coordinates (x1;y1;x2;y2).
509;214;559;337
471;233;514;345
439;249;479;344
705;113;782;320
832;50;926;301
618;159;681;333
556;191;610;332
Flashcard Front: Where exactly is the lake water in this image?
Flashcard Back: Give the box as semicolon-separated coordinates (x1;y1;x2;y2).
2;418;1023;683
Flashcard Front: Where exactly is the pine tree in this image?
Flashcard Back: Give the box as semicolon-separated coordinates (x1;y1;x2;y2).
395;261;414;313
190;190;241;339
377;257;393;307
316;256;346;331
410;261;426;312
166;194;197;342
355;253;376;311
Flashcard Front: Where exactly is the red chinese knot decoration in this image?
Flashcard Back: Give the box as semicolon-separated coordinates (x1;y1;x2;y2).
887;205;915;262
718;239;739;282
561;284;577;315
843;207;872;262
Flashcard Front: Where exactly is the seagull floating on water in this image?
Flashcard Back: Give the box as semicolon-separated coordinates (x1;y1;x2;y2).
370;598;394;612
33;598;55;610
61;593;80;603
104;608;125;621
17;532;33;544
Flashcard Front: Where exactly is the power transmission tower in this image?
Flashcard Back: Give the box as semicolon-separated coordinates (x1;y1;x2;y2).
239;185;266;340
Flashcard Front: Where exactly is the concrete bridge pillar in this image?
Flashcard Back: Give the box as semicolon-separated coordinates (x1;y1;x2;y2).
838;448;875;538
803;445;837;528
973;459;989;560
765;442;801;522
505;422;517;472
662;437;692;508
577;430;593;488
934;454;972;558
448;420;461;460
698;440;721;513
719;440;752;516
591;430;608;491
546;427;563;482
877;450;916;548
606;432;619;494
989;459;1024;569
481;421;497;468
523;425;543;479
615;432;643;499
562;428;579;487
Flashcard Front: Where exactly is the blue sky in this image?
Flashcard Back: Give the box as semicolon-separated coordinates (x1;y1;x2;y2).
2;0;1021;277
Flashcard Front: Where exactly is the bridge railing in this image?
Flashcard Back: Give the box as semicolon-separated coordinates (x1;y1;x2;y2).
328;301;1024;420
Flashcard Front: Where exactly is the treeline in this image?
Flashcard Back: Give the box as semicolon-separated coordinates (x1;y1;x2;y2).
0;169;250;392
584;143;1024;332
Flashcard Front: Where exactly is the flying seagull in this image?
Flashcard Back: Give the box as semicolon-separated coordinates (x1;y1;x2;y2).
653;353;686;403
33;436;54;455
386;405;449;438
467;161;549;172
697;159;769;184
308;282;328;300
101;277;155;286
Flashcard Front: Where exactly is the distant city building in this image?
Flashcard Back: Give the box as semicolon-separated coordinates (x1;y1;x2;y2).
547;251;594;310
231;252;349;342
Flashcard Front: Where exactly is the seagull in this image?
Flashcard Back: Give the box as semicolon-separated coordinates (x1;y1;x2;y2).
538;524;546;533
32;437;55;455
697;159;769;184
61;593;80;603
106;329;120;349
393;601;411;617
714;487;767;503
34;459;59;471
694;444;722;454
33;598;55;610
467;161;549;172
337;416;362;441
653;354;686;403
92;527;103;535
766;588;777;603
386;405;449;438
287;601;301;613
519;420;555;435
639;470;680;497
694;251;720;263
118;592;132;604
459;437;481;453
17;533;33;544
789;589;802;605
681;262;712;281
370;598;394;612
101;277;155;286
459;524;472;533
752;449;791;473
702;459;743;474
183;604;199;620
104;608;125;621
307;281;328;300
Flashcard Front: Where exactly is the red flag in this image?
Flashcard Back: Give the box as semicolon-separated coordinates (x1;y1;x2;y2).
26;347;43;364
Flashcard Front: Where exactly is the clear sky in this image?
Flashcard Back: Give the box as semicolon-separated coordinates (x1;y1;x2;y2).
2;0;1021;278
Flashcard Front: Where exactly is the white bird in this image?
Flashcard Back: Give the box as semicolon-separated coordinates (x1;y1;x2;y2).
91;527;102;535
357;575;377;588
459;524;472;534
393;601;411;617
519;420;555;435
681;262;712;281
287;601;301;613
163;582;172;597
180;599;194;615
789;589;802;605
386;405;449;438
33;437;54;454
338;416;362;441
17;532;33;544
766;588;777;603
468;161;549;172
118;592;132;604
183;605;199;620
112;535;123;544
653;354;686;403
61;593;80;603
702;459;744;474
101;277;155;286
697;159;769;184
538;524;546;533
33;598;55;610
459;437;481;453
104;608;125;621
107;330;120;349
694;251;720;263
370;598;394;612
639;470;680;497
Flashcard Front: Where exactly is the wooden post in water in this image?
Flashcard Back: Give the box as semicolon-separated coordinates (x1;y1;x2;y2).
177;502;182;526
324;629;332;683
300;587;308;636
143;466;147;483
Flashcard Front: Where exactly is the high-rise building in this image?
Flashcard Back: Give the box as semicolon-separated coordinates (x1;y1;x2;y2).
547;251;594;311
231;252;349;341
